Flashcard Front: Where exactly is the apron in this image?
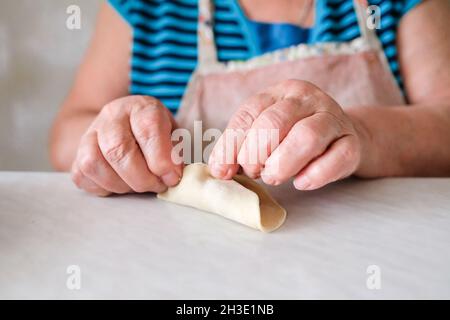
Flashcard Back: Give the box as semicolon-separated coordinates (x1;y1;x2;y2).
175;0;405;161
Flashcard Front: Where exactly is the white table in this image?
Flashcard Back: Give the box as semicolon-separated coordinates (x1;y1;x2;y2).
0;172;449;299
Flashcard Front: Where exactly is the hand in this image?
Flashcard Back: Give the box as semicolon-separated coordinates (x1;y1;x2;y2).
71;95;182;196
208;80;369;190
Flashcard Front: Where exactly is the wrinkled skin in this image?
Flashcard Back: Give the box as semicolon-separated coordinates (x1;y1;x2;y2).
208;79;365;190
71;96;182;196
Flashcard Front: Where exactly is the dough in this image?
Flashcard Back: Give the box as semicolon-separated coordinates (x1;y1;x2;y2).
157;163;287;232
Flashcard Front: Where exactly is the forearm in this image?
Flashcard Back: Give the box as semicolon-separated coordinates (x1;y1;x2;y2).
348;102;450;177
49;109;97;171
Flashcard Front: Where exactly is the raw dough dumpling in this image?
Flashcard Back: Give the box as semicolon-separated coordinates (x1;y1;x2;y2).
157;163;286;232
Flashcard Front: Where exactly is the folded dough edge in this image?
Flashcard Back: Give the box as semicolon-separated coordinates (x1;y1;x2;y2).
157;163;286;232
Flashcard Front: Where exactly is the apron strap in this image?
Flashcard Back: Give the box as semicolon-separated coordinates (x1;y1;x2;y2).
197;0;383;68
197;0;219;68
353;0;382;49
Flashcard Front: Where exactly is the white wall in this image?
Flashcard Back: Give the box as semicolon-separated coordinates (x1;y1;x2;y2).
0;0;101;171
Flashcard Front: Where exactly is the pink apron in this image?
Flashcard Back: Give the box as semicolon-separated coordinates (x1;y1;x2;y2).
175;0;405;154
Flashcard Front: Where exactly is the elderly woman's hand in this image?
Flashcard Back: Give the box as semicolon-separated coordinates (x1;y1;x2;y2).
71;95;182;196
208;79;370;190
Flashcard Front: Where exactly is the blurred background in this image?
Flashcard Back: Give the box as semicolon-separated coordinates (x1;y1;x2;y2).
0;0;101;171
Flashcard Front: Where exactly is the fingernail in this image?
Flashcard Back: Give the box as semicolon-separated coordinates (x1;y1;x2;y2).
224;168;234;179
161;171;181;187
210;163;227;178
261;172;279;185
294;175;311;190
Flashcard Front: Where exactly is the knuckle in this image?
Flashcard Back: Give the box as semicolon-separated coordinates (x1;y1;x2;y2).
285;130;303;153
101;101;120;117
131;108;171;146
229;93;275;129
230;108;257;129
133;117;165;142
308;163;324;180
319;111;345;133
340;143;359;164
78;153;99;176
297;124;319;148
281;79;316;95
256;110;284;129
103;138;133;165
101;95;165;120
130;96;165;115
134;112;158;129
136;95;164;109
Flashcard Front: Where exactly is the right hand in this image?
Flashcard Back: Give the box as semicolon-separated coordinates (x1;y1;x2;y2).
71;95;182;196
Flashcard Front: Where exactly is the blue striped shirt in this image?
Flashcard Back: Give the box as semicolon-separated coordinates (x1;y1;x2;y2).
109;0;422;112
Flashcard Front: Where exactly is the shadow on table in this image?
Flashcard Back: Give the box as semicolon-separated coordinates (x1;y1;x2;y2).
266;177;380;233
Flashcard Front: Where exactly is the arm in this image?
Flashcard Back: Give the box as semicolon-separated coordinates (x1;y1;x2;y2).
348;0;450;177
49;2;131;171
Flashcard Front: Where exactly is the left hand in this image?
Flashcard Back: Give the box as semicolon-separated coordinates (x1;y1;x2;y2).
208;79;369;190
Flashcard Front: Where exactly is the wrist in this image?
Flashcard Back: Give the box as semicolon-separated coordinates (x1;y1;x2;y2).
346;108;379;177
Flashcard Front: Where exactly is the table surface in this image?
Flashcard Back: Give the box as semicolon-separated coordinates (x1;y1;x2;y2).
0;172;449;299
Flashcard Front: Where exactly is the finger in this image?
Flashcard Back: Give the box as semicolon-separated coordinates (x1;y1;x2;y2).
208;92;276;179
261;111;343;185
237;98;313;178
130;103;182;187
76;131;131;194
71;162;111;197
97;115;167;193
293;135;360;190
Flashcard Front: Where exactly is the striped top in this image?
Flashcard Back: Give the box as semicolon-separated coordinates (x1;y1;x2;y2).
109;0;421;113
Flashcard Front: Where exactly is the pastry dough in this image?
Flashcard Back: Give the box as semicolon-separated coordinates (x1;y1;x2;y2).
157;163;286;232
